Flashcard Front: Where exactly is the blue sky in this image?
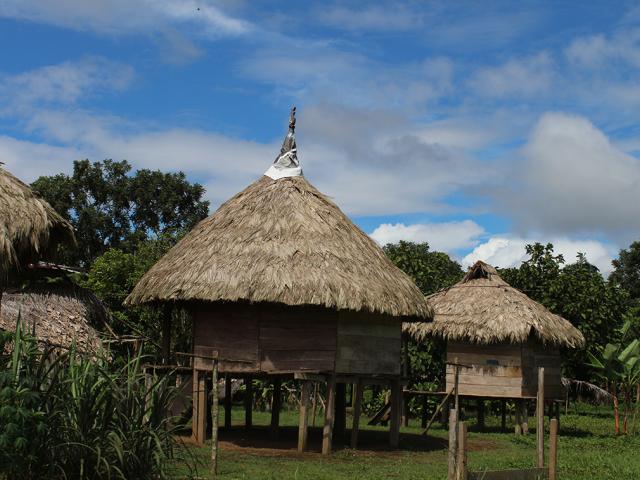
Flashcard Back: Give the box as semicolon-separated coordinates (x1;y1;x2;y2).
2;1;640;273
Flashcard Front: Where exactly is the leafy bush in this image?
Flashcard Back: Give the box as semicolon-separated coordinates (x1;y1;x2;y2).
0;323;194;479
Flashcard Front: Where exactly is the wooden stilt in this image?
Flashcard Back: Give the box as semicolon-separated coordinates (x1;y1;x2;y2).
192;368;207;444
421;395;429;429
457;421;468;480
211;358;219;476
448;408;459;480
522;400;529;434
515;400;522;435
334;383;346;442
390;379;402;448
270;378;282;440
501;399;507;432
537;367;545;468
549;418;558;480
244;376;252;429
322;375;337;455
311;383;319;428
224;373;232;429
297;380;311;452
350;379;363;449
477;399;485;431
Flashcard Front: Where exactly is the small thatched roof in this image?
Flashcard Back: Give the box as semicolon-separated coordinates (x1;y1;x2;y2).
404;261;585;348
126;110;431;320
0;167;74;278
0;284;105;354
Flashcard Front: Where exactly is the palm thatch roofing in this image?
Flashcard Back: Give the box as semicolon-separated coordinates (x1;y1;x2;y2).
0;283;105;354
0;166;74;278
126;112;431;320
404;261;585;348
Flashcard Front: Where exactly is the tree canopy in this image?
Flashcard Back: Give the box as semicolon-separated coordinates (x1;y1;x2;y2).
31;159;209;267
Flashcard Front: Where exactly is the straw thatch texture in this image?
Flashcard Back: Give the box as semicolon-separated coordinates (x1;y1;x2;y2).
404;261;585;347
0;167;74;277
126;175;431;320
0;284;104;354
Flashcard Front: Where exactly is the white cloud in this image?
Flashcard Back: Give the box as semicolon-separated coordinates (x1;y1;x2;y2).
501;112;640;238
462;236;616;274
565;28;640;69
469;52;554;98
0;0;250;37
317;4;420;31
370;220;484;252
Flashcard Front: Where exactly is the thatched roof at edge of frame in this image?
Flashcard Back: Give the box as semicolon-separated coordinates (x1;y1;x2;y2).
126;108;432;321
403;261;585;348
0;167;75;278
0;283;105;354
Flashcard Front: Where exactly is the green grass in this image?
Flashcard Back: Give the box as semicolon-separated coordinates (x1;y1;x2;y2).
174;404;640;479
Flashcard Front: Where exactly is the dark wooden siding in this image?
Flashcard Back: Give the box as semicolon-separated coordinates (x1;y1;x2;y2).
521;337;564;399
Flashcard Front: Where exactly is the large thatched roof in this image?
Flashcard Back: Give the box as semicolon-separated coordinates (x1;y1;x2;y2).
0;284;105;354
126;112;431;320
0;167;74;278
404;261;584;347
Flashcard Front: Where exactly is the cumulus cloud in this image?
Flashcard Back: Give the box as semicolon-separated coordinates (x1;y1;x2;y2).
501;112;640;239
370;220;485;252
462;236;617;274
0;0;250;37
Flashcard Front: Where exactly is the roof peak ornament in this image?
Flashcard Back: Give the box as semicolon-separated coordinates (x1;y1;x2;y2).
264;106;303;180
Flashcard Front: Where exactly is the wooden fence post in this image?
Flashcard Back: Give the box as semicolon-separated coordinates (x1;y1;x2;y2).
549;418;558;480
537;367;545;468
448;408;459;480
456;421;468;480
211;358;219;476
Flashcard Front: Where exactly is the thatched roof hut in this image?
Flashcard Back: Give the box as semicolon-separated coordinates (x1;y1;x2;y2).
405;261;584;348
125;108;431;451
0;283;105;354
0;166;74;278
405;261;584;401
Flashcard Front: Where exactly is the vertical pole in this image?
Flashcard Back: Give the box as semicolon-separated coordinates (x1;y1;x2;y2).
454;360;460;412
477;399;485;431
334;383;346;442
537;367;545;468
270;378;282;440
421;395;429;429
456;421;468;480
549;418;558;480
515;400;522;435
390;378;402;448
501;399;507;432
298;380;311;452
192;368;207;444
224;373;232;430
311;383;319;428
522;400;529;434
448;408;459;480
350;379;363;449
211;358;219;476
244;376;252;429
322;375;336;455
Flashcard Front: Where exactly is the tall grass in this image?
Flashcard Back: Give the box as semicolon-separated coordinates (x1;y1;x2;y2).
0;322;194;479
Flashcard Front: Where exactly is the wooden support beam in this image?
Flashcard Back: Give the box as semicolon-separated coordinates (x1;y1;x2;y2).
549;418;558;480
448;408;459;480
311;383;319;428
390;379;402;448
537;367;545;468
522;400;529;435
244;376;252;429
501;399;507;432
477;399;485;431
457;421;468;480
514;400;522;435
270;378;282;440
224;373;232;430
334;382;346;442
297;380;311;452
322;375;337;455
351;379;363;449
210;358;219;476
192;368;207;444
421;395;429;429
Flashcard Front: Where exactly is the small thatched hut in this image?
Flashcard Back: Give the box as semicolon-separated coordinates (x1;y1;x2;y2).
126;108;432;452
0;166;74;279
405;261;584;401
0;282;105;355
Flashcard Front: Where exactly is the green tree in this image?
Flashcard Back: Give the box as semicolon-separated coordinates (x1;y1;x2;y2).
31;159;209;267
610;241;640;303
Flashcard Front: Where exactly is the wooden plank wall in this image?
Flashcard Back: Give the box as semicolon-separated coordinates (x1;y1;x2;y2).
335;311;401;375
446;342;524;398
521;337;564;399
